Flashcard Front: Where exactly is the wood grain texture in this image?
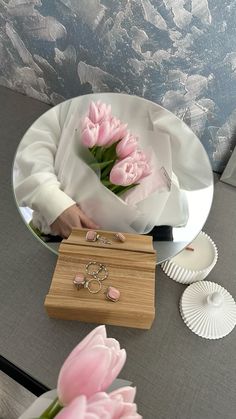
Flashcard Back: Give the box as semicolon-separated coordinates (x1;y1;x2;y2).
45;228;157;329
0;371;36;419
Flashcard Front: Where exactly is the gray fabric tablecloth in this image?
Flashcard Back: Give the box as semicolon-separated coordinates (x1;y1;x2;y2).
1;86;236;419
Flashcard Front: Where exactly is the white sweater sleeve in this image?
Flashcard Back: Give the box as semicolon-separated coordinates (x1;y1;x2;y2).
14;105;75;226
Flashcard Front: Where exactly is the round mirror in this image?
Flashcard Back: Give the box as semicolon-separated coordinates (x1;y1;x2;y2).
12;93;213;264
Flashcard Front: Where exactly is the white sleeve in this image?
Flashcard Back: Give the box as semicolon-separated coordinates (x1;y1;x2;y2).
14;104;75;226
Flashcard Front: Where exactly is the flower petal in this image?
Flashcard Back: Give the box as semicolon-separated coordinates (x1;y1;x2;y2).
64;326;106;364
57;346;112;404
89;102;99;123
109;386;136;403
55;395;87;419
103;349;127;388
65;327;106;364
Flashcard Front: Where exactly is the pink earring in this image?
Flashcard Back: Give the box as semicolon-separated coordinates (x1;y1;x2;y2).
106;286;120;302
114;232;126;242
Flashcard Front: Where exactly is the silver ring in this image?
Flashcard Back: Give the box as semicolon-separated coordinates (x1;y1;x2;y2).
94;265;108;282
86;279;102;294
86;261;106;276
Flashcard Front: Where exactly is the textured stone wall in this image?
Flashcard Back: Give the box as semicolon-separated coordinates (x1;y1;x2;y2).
1;0;236;171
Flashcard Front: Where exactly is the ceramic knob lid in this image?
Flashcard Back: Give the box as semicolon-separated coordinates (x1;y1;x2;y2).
206;292;223;308
180;281;236;339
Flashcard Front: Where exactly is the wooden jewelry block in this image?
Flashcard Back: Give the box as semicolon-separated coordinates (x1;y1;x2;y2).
44;228;157;329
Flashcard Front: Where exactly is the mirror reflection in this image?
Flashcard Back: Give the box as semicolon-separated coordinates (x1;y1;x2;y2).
12;93;213;263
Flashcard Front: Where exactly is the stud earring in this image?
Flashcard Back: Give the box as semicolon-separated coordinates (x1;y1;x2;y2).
85;230;112;245
106;286;120;302
114;232;126;243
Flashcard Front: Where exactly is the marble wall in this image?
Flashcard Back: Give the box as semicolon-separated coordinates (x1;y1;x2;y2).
0;0;236;171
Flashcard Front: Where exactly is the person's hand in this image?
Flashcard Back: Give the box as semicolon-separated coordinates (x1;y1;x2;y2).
50;204;99;238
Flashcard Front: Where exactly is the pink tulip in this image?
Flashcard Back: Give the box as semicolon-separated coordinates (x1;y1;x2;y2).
108;116;128;144
110;158;141;186
57;325;126;405
130;149;152;178
56;387;142;419
55;396;87;419
81;116;92;132
116;133;138;159
110;155;151;186
81;116;127;147
136;158;151;178
139;161;151;177
81;119;100;147
130;149;147;162
96;117;127;146
82;102;128;147
88;101;112;124
97;119;114;146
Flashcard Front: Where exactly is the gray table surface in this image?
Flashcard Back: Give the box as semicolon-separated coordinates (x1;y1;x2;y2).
1;86;236;419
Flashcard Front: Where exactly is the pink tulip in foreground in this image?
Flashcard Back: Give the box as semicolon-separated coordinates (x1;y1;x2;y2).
57;325;126;405
56;387;142;419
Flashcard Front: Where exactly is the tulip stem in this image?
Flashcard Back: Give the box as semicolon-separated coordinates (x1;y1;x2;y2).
101;162;115;179
102;179;113;186
96;146;104;162
39;397;63;418
90;159;114;170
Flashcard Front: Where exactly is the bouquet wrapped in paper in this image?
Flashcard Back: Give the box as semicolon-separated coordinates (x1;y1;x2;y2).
54;94;206;235
15;93;212;235
72;100;174;234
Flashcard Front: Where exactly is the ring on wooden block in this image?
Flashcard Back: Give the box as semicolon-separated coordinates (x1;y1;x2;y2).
85;279;102;294
86;261;107;280
73;273;102;294
114;232;126;242
106;286;120;302
94;265;108;282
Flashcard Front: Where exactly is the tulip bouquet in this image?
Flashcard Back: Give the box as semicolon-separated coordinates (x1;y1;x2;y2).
80;101;151;197
24;326;141;419
54;93;189;234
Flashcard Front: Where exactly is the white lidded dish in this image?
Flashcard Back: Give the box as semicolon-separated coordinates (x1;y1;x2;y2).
161;231;218;284
180;281;236;339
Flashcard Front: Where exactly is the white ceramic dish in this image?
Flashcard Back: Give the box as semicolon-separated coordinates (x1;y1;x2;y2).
161;231;218;284
180;281;236;339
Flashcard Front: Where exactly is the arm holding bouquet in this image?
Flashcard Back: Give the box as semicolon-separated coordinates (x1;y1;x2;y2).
14;102;99;238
